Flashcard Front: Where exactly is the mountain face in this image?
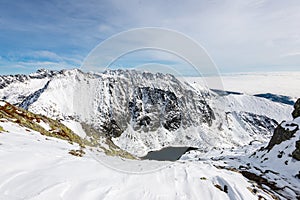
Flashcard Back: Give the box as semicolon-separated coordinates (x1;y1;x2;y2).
128;87;183;132
0;69;293;156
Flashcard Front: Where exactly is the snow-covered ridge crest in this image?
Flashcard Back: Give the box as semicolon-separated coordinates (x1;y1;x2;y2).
25;68;215;132
0;68;83;105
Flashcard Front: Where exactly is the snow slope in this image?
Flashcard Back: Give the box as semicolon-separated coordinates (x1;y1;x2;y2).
0;122;274;200
181;114;300;199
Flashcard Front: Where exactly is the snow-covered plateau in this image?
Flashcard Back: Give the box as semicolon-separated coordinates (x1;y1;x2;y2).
0;69;299;200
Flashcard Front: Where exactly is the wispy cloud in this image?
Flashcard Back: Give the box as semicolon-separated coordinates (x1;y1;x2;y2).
29;50;83;66
280;52;300;58
0;0;300;74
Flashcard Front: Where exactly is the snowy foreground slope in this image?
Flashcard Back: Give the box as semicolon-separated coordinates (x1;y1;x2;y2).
0;121;274;200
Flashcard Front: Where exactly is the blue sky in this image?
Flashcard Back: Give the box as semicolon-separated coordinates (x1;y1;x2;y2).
0;0;300;75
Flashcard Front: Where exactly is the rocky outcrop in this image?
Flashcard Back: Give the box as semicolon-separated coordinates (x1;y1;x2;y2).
0;74;29;89
266;98;300;161
266;121;299;150
19;80;50;109
292;140;300;161
0;69;59;89
129;87;181;132
0;100;84;146
0;100;135;159
237;112;278;136
292;98;300;119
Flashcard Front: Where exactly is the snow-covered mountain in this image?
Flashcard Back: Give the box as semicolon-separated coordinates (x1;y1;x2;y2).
0;69;293;156
0;69;299;200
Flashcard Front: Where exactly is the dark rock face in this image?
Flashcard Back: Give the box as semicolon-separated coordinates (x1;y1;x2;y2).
0;74;29;89
292;140;300;161
292;98;300;119
241;171;280;191
266;98;300;161
102;70;216;134
0;69;59;89
129;87;182;132
28;69;59;79
20;81;50;109
266;122;299;150
102;119;123;138
237;112;278;136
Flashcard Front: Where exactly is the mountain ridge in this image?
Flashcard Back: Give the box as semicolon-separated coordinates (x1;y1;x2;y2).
0;68;293;156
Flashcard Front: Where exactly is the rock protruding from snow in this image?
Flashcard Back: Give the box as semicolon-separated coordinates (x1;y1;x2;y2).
266;121;299;150
0;69;59;90
28;68;60;79
0;100;85;146
129;87;182;132
292;98;300;119
0;74;29;89
292;139;300;160
19;80;51;109
265;99;300;161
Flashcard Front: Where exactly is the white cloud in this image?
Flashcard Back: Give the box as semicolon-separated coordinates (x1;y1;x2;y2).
27;50;82;66
31;50;62;61
1;0;300;73
17;60;74;70
98;24;113;33
102;0;300;72
280;52;300;58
